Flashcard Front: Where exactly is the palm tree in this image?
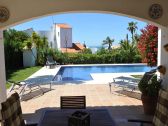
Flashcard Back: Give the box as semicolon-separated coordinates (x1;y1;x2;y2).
126;34;129;42
127;22;138;42
134;33;140;44
119;39;138;62
102;36;114;51
120;40;130;50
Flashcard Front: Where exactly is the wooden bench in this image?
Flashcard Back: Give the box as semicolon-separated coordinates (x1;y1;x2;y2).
60;96;86;109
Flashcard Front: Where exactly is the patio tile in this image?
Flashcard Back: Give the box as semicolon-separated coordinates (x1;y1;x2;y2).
15;84;152;126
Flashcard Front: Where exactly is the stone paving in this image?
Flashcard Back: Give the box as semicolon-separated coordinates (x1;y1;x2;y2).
19;84;152;126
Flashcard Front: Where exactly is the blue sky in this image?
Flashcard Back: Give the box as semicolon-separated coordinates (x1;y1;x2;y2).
13;13;147;46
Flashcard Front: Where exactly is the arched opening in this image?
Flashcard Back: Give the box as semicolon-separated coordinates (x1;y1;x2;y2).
0;12;164;95
0;1;167;124
3;13;161;96
8;12;158;72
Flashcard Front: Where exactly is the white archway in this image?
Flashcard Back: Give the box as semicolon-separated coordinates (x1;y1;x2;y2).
0;0;168;29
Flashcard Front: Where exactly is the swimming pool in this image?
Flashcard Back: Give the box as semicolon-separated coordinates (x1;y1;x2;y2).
54;65;155;81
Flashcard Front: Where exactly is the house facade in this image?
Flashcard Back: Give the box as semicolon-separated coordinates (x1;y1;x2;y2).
24;24;73;50
24;24;85;53
53;24;72;49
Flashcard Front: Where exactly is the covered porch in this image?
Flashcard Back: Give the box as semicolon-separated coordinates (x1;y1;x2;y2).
0;0;168;126
20;83;145;126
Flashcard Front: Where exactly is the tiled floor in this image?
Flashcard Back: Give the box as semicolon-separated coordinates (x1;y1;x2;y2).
19;84;152;126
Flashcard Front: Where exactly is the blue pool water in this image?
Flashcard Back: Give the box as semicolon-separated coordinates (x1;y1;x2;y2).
54;65;154;81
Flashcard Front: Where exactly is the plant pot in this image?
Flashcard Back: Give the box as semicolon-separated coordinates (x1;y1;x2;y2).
141;94;158;115
157;65;166;75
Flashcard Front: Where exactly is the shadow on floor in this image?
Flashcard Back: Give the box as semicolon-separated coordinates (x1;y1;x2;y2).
20;87;52;101
23;105;153;126
21;86;141;101
114;90;141;100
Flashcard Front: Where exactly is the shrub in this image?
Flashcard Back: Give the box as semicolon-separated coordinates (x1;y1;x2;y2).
138;25;158;66
81;48;92;54
37;46;143;65
133;55;142;63
4;29;30;70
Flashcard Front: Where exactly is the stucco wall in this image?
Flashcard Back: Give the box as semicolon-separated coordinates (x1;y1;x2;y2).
23;47;37;67
158;27;168;90
0;0;168;29
60;28;72;48
0;31;7;106
56;26;61;49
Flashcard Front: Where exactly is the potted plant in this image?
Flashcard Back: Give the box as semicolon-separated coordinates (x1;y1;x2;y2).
138;74;162;115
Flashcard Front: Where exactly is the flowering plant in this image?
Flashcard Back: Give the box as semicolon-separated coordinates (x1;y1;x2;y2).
138;25;158;67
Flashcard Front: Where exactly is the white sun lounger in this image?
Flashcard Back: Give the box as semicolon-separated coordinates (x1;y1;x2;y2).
110;76;141;91
8;80;44;99
109;69;157;92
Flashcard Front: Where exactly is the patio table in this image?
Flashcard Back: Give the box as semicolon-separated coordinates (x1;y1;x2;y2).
37;109;116;126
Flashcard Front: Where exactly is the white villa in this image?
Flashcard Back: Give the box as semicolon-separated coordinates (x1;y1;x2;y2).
53;24;72;49
24;23;72;50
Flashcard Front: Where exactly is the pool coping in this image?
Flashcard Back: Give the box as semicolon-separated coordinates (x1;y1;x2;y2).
60;63;148;67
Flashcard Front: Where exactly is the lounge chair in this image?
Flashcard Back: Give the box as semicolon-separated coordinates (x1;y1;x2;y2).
128;88;168;126
114;76;140;90
60;96;86;109
0;93;38;126
110;76;140;91
111;69;157;91
8;80;44;99
46;56;60;68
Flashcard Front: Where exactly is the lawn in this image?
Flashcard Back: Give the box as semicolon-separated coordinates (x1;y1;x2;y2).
131;75;143;78
6;66;42;89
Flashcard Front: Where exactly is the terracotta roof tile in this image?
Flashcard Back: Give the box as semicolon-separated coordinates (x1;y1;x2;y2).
56;24;71;29
61;48;80;53
61;42;85;53
73;43;85;50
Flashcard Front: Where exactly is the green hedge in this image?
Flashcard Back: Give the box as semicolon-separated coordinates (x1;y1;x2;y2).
51;53;142;65
37;47;142;65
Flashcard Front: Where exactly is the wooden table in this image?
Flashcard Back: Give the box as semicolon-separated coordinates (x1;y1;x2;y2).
38;109;116;126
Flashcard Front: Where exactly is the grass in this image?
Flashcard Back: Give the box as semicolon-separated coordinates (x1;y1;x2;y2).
6;66;42;89
131;75;143;78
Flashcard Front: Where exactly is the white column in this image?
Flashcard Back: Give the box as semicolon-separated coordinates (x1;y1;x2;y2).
0;30;7;107
158;26;168;90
